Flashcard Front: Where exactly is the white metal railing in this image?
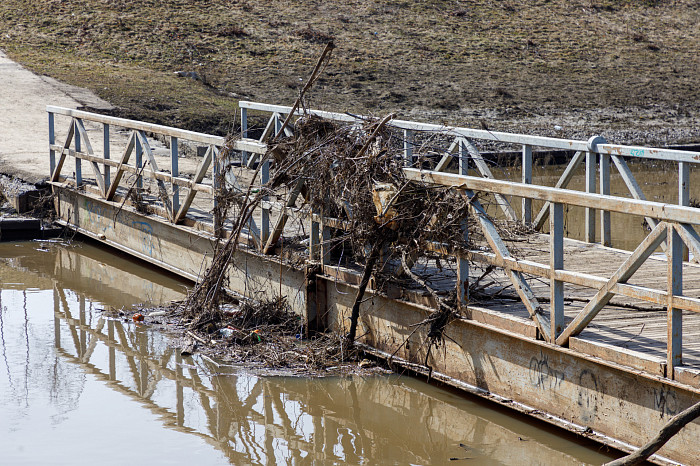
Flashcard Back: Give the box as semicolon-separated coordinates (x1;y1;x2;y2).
48;104;700;376
240;100;700;248
47;106;266;229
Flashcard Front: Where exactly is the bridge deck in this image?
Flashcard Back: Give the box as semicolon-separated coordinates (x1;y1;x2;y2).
474;234;700;370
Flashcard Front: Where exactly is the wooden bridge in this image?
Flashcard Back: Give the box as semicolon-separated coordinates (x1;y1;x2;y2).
46;102;700;464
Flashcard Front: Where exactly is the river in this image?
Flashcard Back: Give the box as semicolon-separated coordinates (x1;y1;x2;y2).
0;239;617;464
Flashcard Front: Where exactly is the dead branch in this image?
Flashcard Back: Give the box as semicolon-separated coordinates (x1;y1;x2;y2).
271;41;334;143
346;239;383;343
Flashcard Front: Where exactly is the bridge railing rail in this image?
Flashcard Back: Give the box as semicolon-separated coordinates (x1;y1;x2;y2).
48;104;700;377
47;106;266;230
240;100;700;248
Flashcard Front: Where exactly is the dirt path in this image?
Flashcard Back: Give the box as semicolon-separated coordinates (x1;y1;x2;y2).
0;50;205;186
0;49;113;183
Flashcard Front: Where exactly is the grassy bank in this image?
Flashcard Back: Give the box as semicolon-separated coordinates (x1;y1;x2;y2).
1;0;698;142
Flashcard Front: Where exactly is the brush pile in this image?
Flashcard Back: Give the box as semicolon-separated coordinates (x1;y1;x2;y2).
214;297;359;372
181;109;508;358
270;114;478;279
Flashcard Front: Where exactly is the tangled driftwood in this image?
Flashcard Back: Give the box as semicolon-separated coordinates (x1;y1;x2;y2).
178;43;520;373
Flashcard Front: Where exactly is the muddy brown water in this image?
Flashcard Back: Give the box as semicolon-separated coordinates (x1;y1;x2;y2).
492;158;697;251
0;240;617;464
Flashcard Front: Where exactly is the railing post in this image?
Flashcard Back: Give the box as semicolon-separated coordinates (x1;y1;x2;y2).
74;119;82;186
667;223;683;376
679;162;690;260
261;158;270;245
522;144;532;225
171;137;179;217
258;115;279;245
403;129;413;166
135;132;143;190
212;146;221;236
458;138;468;176
103;124;111;193
585;151;596;242
310;212;320;261
457;142;469;307
49;111;56;175
241;106;248;166
550;202;564;340
600;153;611;246
320;210;331;266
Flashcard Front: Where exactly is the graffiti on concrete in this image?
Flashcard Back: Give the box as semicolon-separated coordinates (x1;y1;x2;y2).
653;386;679;418
82;199;114;236
131;220;155;256
577;369;600;423
529;352;566;390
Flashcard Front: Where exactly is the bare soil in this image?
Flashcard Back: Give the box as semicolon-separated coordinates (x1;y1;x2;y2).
0;0;698;145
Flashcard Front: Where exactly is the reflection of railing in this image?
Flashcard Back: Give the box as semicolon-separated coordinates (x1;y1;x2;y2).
51;285;594;464
56;286;546;464
48;104;700;376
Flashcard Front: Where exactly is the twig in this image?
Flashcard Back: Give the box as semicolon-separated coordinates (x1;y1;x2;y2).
186;330;209;345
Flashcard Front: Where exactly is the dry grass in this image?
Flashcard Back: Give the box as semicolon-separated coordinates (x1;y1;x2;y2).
0;1;698;142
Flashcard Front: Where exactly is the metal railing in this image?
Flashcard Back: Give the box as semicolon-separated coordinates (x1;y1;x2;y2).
47;106;266;231
240;100;700;248
48;104;700;376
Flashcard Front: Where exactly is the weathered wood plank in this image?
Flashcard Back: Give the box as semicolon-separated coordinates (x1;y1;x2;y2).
556;222;668;345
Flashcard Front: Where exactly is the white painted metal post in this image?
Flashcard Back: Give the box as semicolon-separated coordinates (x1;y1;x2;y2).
135;132;143;190
103;124;111;192
522;144;532;225
403;129;413;166
585;151;596;242
667;224;683;375
213;145;221;236
550;202;564;339
241;107;248;166
49;112;56;175
679;162;690;206
171;137;179;216
458;139;468;176
679;162;690;260
320;217;331;266
600;153;611;246
74;120;82;186
457;140;469;306
260;117;276;244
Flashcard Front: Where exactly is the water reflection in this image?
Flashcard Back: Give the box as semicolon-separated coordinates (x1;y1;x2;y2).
0;241;614;464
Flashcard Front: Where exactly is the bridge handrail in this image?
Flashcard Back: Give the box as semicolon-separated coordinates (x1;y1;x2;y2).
47;105;700;371
47;106;227;146
239;101;700;164
405;169;700;225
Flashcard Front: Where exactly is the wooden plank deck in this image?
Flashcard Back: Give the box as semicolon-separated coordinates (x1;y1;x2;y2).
471;234;700;371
